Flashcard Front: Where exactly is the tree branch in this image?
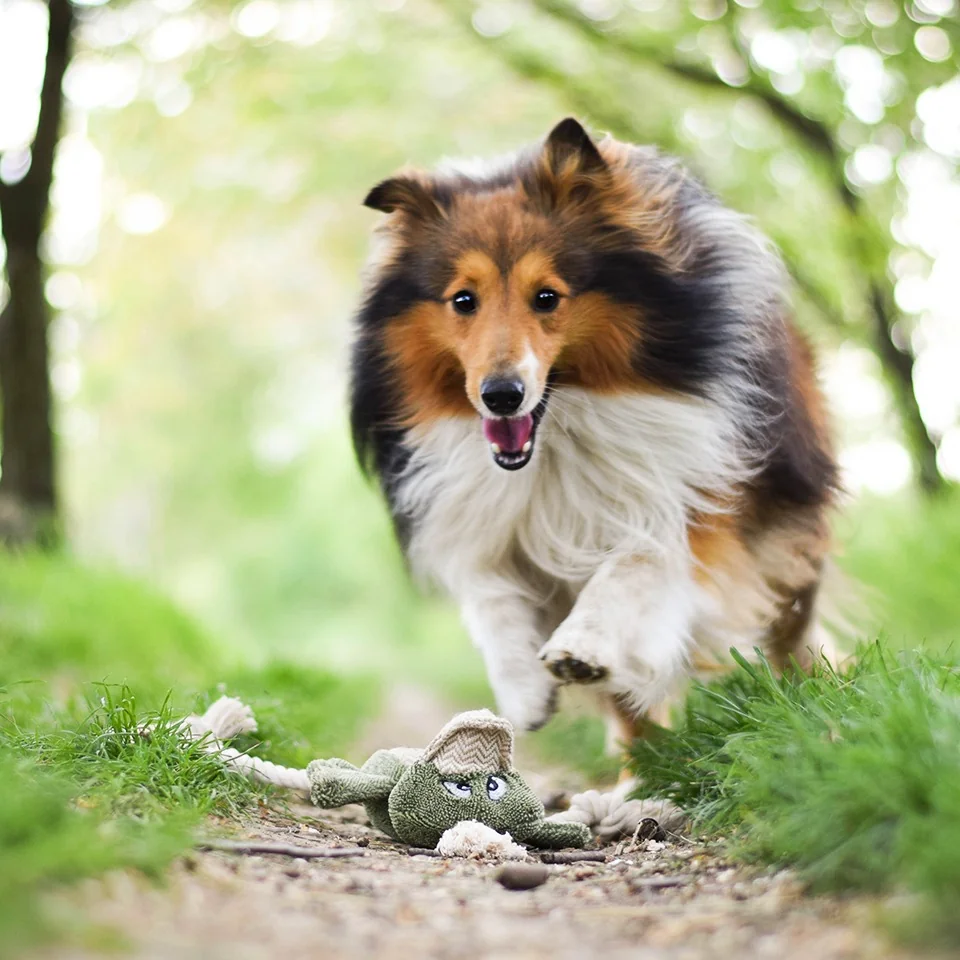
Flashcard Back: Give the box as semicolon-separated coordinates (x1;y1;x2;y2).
787;263;851;337
529;0;857;212
868;286;942;493
443;6;650;145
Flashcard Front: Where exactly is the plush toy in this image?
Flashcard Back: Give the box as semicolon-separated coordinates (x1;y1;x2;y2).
178;698;590;850
306;710;590;849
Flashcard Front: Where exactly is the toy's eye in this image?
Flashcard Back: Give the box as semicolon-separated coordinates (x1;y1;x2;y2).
532;288;560;313
486;775;508;802
443;780;472;799
451;290;478;315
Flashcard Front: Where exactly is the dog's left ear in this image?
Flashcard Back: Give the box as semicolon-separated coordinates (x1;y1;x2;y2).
543;117;606;176
529;118;608;211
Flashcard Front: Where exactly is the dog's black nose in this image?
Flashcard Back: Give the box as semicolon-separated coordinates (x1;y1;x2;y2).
481;378;525;416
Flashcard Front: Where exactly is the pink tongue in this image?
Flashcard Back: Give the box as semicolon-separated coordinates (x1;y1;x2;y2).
483;414;534;453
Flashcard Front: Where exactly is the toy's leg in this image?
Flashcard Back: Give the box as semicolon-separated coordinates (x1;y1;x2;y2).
538;555;700;715
459;578;558;731
306;759;394;809
323;758;360;770
524;819;592;850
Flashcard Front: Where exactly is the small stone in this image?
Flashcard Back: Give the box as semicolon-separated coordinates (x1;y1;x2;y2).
637;818;666;842
496;863;549;891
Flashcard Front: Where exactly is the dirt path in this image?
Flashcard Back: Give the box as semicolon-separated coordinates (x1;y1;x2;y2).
35;689;916;960
44;801;909;960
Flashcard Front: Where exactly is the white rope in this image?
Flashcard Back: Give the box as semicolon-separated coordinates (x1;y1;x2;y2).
211;746;311;793
546;778;686;841
177;696;311;795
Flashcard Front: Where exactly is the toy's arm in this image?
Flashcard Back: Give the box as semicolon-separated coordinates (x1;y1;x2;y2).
307;758;395;808
523;819;592;850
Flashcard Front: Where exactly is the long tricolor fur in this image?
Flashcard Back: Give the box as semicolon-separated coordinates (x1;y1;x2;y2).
350;119;838;735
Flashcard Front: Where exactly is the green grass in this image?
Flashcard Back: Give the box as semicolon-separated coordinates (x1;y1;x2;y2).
4;685;270;820
0;691;253;953
0;755;191;953
221;661;380;767
630;645;960;946
839;492;960;653
0;551;221;695
0;549;380;953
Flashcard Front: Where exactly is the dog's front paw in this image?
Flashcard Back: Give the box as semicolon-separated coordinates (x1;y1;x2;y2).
540;647;609;684
538;622;613;685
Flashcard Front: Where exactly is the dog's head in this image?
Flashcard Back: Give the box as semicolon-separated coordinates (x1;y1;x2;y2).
354;118;699;472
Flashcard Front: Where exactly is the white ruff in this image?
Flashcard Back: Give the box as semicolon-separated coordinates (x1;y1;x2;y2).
396;388;748;596
394;388;755;723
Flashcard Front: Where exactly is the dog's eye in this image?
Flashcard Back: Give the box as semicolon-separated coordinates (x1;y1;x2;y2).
486;776;508;802
443;780;472;799
451;290;478;315
532;288;560;313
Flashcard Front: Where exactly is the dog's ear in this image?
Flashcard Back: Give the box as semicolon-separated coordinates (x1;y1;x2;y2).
529;118;609;211
364;176;444;221
543;117;606;176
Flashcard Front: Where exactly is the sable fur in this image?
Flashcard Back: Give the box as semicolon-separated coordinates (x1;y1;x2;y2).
350;119;838;732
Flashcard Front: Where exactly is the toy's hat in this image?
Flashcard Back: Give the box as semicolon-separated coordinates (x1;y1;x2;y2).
422;709;514;776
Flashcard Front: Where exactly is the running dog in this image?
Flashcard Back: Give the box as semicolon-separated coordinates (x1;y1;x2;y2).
349;118;837;740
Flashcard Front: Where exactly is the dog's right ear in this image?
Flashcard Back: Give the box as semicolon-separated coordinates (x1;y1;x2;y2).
363;176;444;221
527;118;609;213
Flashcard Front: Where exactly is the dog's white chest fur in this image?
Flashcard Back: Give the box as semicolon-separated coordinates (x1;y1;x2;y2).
395;388;746;597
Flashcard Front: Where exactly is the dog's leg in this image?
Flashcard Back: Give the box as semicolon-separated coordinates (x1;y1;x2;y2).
460;581;558;731
606;694;672;751
606;693;674;782
538;556;699;714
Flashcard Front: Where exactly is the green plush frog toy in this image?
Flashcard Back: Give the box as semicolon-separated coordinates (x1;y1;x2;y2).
306;710;590;850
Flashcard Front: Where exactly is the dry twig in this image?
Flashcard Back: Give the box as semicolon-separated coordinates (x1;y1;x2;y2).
540;850;608;864
196;839;365;859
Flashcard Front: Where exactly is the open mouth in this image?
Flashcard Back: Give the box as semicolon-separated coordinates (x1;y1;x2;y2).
481;401;546;471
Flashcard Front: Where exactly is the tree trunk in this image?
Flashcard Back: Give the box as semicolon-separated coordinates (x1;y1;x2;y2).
0;249;55;510
0;0;74;543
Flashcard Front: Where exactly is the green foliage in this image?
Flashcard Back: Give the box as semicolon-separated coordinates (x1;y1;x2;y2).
630;646;960;945
68;3;568;670
5;685;268;820
0;754;191;953
0;550;220;709
839;491;960;652
531;714;622;784
0;550;380;953
222;661;380;767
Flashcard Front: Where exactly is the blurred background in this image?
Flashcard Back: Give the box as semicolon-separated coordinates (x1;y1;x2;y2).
1;0;959;765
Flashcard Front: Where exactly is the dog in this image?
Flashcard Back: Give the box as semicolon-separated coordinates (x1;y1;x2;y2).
349;118;838;741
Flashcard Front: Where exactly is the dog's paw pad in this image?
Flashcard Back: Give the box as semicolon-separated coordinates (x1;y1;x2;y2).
541;652;609;684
